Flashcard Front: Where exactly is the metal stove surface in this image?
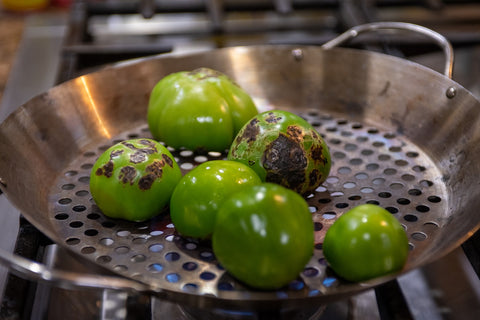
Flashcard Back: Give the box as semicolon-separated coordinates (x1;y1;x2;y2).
1;2;480;319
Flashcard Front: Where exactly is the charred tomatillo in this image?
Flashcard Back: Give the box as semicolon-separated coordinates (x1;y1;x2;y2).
322;204;409;282
90;139;181;221
147;68;258;152
170;160;261;239
212;183;314;290
228;110;331;195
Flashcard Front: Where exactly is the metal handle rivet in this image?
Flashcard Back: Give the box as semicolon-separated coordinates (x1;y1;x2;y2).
292;48;304;61
446;86;456;99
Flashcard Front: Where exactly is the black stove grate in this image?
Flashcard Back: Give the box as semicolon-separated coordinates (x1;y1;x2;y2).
0;218;52;319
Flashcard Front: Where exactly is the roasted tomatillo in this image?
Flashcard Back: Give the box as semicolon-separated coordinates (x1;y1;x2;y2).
90;139;181;221
228;110;331;195
323;204;409;282
170;160;261;239
147;68;258;152
212;183;314;290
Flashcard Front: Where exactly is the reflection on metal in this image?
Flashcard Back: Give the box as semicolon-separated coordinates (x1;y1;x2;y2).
77;76;111;139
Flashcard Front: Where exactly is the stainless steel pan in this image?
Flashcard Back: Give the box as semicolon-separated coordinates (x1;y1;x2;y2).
1;22;479;311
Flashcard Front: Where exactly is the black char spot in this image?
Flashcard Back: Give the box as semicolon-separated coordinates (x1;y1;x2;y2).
262;133;307;192
235;118;260;145
162;154;173;167
138;173;156;190
309;169;320;186
119;166;136;185
139;139;156;147
101;161;114;178
146;160;164;178
110;149;124;158
265;112;282;124
286;125;303;141
130;151;147;164
122;141;157;154
121;142;137;150
311;145;329;166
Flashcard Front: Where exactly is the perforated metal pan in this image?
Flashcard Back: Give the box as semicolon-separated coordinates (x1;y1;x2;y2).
0;22;479;311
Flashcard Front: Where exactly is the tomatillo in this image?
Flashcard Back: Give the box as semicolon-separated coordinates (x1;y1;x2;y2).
170;160;261;239
228;110;331;195
147;68;258;152
322;204;409;282
212;183;314;290
90;139;181;221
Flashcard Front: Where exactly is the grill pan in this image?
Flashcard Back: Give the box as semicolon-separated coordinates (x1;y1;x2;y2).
1;22;480;311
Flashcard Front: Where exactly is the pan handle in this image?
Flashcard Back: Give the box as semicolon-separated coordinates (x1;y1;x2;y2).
321;22;454;79
0;246;157;294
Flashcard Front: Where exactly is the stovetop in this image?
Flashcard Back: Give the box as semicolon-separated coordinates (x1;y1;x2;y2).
0;1;480;319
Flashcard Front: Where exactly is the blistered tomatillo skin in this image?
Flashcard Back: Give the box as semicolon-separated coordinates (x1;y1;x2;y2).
170;160;261;239
212;183;314;290
147;68;258;152
322;204;409;282
228;110;331;195
90;139;181;222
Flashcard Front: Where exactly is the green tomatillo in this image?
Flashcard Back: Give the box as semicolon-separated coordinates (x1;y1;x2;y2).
228;110;331;195
90;139;182;222
322;204;409;282
170;160;261;239
212;183;314;290
147;68;258;152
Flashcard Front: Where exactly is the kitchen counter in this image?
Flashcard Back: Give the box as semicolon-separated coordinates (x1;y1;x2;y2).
0;8;67;300
0;13;25;105
0;10;67;122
